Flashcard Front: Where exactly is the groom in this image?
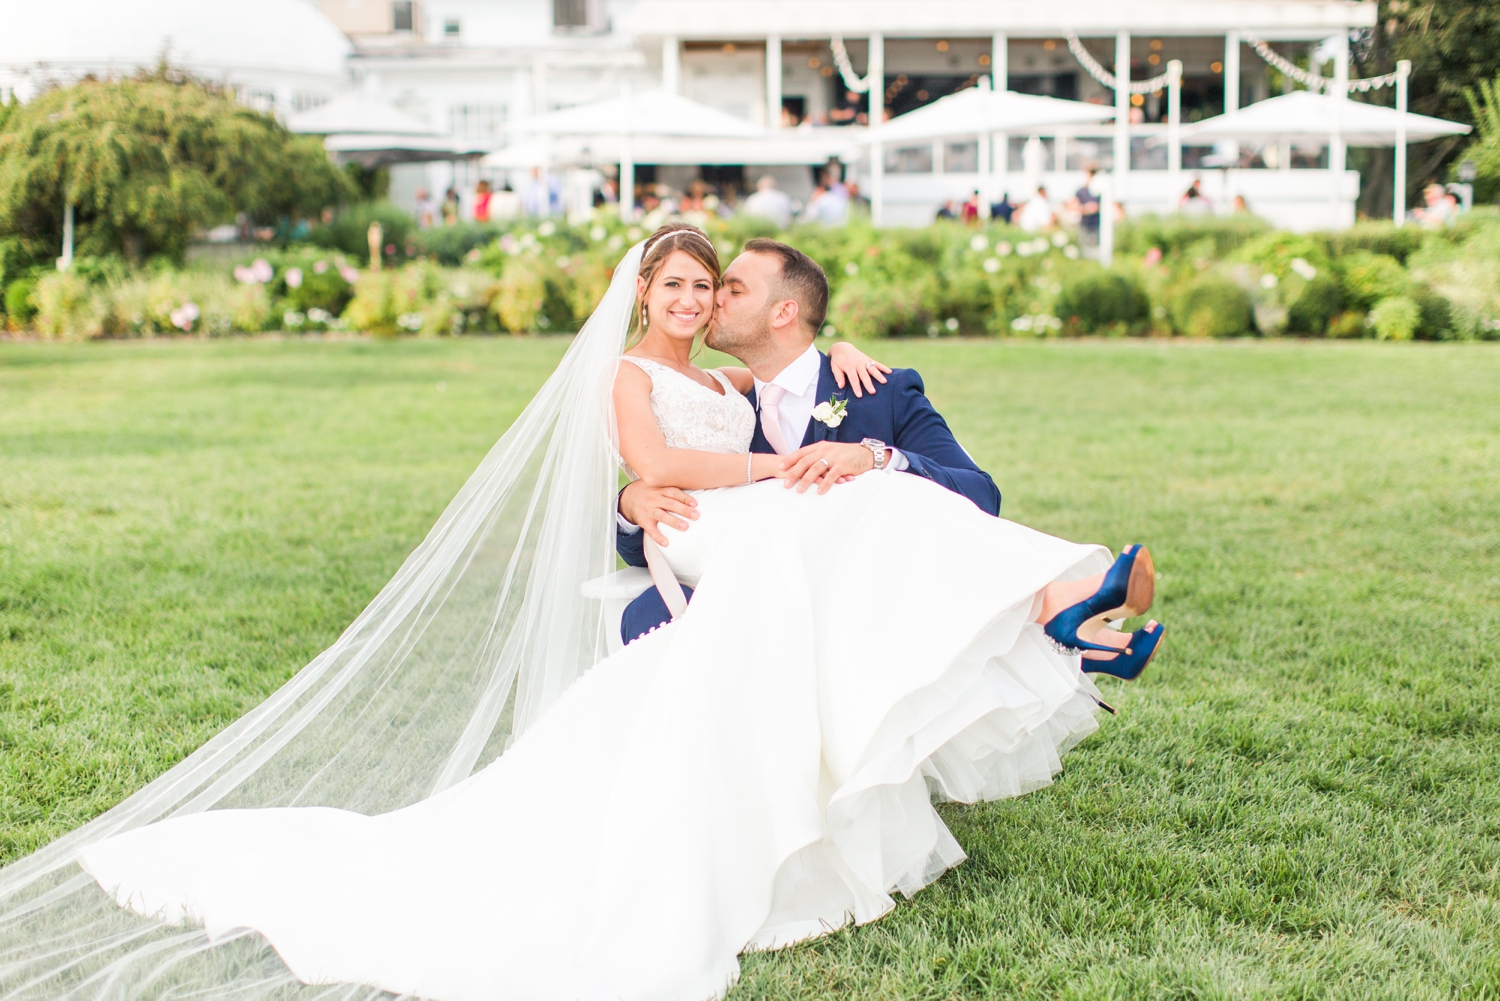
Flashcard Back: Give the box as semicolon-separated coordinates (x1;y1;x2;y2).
616;238;1000;642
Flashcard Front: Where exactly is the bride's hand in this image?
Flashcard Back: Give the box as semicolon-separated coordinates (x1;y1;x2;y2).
827;341;892;398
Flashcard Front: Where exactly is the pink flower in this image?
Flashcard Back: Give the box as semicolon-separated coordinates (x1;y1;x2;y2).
251;258;274;283
286;267;304;289
1144;247;1163;267
313;260;329;274
169;302;200;331
339;265;360;284
233;265;256;284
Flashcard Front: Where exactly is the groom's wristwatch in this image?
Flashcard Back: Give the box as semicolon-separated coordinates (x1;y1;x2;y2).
860;438;888;470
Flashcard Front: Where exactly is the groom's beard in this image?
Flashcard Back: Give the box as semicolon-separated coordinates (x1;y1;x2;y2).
705;308;772;366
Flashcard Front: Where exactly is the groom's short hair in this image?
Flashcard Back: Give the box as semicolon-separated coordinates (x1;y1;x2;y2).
743;239;828;336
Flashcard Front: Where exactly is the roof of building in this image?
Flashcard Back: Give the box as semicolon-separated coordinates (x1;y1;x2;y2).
0;0;351;81
627;0;1377;39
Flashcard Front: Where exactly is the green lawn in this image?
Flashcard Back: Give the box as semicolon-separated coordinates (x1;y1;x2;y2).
1;337;1497;999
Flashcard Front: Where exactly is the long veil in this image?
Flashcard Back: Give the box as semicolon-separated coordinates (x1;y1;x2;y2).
0;242;647;999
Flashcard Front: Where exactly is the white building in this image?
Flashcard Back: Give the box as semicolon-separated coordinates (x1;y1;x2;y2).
2;0;1384;230
321;0;1379;229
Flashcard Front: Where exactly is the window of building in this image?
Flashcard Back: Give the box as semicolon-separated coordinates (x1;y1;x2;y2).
293;91;332;113
443;18;461;39
449;104;505;140
392;1;414;31
553;0;587;27
552;0;604;33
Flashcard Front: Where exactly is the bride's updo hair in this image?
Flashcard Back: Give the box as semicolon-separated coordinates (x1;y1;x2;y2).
630;223;722;342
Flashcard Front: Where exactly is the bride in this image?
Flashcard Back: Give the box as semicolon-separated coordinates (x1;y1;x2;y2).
10;226;1163;1001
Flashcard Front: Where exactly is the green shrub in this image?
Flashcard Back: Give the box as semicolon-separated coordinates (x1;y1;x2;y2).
1406;214;1500;338
309;201;417;263
826;275;934;339
1286;275;1344;335
1328;310;1369;339
1410;285;1455;340
1326;221;1427;264
32;271;105;339
1117;214;1269;260
1171;273;1254;337
414;222;504;266
1054;270;1149;334
344;262;453;337
491;256;549;334
1232;232;1333;278
1337;250;1410;309
4;277;37;325
1369;296;1421;340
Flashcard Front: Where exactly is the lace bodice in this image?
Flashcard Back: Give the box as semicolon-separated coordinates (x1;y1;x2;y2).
619;356;755;454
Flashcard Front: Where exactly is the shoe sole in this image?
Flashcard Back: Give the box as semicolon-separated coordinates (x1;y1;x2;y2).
1108;545;1155;619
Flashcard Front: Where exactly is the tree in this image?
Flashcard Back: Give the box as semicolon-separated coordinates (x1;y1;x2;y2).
1352;0;1500;214
0;66;354;266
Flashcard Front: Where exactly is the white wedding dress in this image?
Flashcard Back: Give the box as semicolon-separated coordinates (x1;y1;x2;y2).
79;356;1112;1001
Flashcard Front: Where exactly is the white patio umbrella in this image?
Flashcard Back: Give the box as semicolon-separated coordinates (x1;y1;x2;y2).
1170;90;1471;146
288;93;438;137
289;93;486;166
877;89;1115;144
507;88;766;219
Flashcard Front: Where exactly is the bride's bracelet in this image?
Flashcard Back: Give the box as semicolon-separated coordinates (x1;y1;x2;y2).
746;452;753;485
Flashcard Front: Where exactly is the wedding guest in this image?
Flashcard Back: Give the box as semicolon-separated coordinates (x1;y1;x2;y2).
1179;180;1213;216
961;190;981;224
742;175;794;229
1074;169;1101;243
473;180;493;223
1016;186;1055;232
989;194;1016;224
414;188;436;230
491;182;522;220
441;187;460;226
936;200;959;221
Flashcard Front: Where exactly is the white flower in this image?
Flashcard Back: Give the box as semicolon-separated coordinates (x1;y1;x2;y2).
983;257;1001;273
843;262;859;276
969;234;989;251
944;317;959;331
1289;257;1318;281
1016;243;1034;258
811;401;834;421
537;221;557;237
1064;245;1080;259
824;415;843;428
1260;273;1279;289
996;241;1013;256
589;225;607;241
1051;232;1069;247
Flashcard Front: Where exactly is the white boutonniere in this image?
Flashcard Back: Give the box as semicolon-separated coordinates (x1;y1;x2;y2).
810;395;848;428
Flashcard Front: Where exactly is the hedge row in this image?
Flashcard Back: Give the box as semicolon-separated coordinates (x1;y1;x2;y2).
4;208;1499;341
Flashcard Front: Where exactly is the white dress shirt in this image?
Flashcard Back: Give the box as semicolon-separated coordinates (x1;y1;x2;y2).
753;343;822;449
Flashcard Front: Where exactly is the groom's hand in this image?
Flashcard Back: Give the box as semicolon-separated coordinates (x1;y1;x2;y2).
620;480;699;547
780;442;876;494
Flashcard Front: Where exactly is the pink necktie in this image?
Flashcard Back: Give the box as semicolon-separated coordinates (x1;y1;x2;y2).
759;384;791;455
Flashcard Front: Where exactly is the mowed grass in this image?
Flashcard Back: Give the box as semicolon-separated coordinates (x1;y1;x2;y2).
2;337;1497;999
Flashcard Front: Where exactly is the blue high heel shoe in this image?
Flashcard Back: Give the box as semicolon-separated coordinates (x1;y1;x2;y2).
1081;621;1166;681
1042;545;1155;656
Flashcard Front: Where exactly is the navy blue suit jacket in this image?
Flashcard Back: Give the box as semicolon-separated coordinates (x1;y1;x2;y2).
616;351;999;637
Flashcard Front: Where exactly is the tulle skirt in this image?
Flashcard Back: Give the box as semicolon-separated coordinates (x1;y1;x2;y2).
81;471;1110;1001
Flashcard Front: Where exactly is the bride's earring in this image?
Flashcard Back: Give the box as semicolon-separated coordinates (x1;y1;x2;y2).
641;306;649;331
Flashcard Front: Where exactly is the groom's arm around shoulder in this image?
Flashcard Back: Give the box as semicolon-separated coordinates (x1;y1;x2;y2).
882;368;1001;516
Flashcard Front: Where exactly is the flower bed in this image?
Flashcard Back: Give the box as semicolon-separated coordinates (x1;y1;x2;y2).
4;210;1498;341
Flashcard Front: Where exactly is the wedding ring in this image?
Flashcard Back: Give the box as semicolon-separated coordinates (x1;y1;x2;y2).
865;361;878;369
819;458;830;467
